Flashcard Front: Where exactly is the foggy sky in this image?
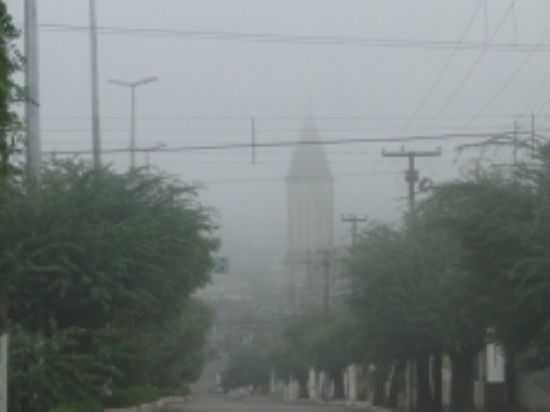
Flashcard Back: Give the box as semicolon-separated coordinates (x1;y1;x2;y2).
6;0;550;280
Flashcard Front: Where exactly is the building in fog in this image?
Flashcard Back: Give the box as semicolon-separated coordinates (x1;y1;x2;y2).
286;115;334;312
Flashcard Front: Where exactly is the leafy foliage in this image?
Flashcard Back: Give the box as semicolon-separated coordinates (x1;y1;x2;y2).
0;0;22;178
222;345;271;391
8;327;108;412
4;162;218;410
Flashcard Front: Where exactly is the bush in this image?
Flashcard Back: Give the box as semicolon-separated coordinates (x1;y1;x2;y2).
50;399;102;412
104;385;162;408
222;345;270;391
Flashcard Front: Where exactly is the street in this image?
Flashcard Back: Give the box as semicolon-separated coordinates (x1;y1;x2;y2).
162;397;355;412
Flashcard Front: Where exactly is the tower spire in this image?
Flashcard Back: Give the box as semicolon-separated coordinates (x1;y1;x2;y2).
287;114;331;180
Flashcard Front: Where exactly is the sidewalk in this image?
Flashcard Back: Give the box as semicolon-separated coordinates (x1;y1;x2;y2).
304;399;391;412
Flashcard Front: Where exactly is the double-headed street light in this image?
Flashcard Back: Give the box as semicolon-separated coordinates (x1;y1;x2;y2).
109;76;158;170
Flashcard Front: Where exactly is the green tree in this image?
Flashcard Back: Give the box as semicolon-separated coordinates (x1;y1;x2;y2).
349;217;487;412
0;0;23;338
0;0;21;177
4;162;218;409
120;299;214;390
222;345;271;392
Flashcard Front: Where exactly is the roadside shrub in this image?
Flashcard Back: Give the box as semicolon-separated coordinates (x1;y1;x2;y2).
49;399;102;412
105;385;162;408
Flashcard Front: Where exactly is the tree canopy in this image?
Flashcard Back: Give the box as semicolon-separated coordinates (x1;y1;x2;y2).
5;162;218;411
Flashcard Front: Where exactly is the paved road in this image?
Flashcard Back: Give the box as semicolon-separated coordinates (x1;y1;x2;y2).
162;397;354;412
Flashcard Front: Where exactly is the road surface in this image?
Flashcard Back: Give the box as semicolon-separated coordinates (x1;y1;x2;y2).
162;397;355;412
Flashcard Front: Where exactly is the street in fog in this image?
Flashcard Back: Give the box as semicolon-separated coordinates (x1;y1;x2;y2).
162;397;354;412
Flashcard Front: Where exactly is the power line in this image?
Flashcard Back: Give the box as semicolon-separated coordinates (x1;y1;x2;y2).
42;112;549;122
194;171;402;186
468;25;550;126
403;0;484;131
38;125;525;135
41;129;528;156
429;1;518;124
38;23;550;53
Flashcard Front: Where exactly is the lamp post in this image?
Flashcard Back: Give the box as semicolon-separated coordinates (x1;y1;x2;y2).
109;77;158;170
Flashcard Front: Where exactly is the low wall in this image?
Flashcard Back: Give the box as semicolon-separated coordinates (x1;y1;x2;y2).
105;397;186;412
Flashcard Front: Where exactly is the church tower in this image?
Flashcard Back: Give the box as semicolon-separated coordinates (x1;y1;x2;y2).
286;115;334;311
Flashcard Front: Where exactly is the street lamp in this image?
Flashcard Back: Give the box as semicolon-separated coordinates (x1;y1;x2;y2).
109;76;158;170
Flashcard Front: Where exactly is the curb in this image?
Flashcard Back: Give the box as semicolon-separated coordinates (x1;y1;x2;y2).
104;396;187;412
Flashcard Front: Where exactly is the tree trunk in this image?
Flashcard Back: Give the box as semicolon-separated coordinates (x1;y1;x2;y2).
505;347;517;407
332;369;345;399
0;294;8;334
416;353;433;412
432;353;443;412
450;351;476;412
373;363;389;406
387;360;405;408
298;372;308;399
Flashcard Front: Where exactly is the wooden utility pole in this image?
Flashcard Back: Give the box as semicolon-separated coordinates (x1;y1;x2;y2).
250;116;256;164
341;214;367;250
382;148;442;212
513;120;519;166
342;215;367;298
531;113;536;158
318;249;332;316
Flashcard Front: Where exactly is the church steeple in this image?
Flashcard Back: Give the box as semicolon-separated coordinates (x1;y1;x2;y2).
286;114;334;312
287;115;332;180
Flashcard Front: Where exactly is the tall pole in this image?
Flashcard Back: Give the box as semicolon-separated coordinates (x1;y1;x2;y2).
109;77;158;171
130;87;136;170
251;116;256;164
513;120;518;167
319;249;331;317
0;331;6;412
342;215;367;299
3;5;41;408
342;215;367;251
89;0;101;170
407;153;416;211
382;148;442;213
531;113;536;158
25;0;41;182
483;0;489;46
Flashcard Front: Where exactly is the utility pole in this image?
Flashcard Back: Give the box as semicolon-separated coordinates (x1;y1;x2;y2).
109;76;158;170
531;113;536;158
318;249;332;317
6;4;41;409
342;215;366;299
512;1;518;44
483;0;489;46
250;116;256;164
89;0;101;170
25;0;41;182
513;120;519;167
341;214;367;251
382;148;441;212
0;326;6;412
